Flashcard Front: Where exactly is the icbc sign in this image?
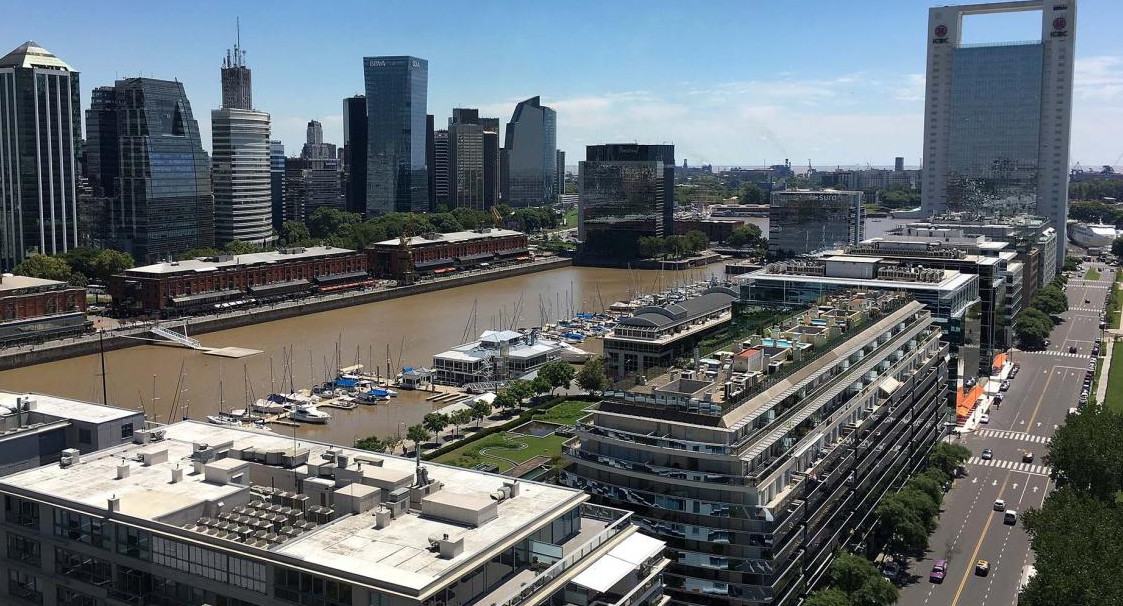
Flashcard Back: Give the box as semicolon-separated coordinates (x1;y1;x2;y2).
1050;16;1068;37
933;24;949;44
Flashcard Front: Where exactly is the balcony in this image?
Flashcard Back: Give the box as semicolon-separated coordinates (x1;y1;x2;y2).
564;443;747;486
576;422;733;456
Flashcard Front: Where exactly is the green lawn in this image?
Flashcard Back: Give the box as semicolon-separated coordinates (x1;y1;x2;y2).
563;208;578;228
1085;267;1102;281
433;400;591;472
1103;345;1123;413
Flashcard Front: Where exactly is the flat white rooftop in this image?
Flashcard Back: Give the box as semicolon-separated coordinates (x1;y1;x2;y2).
0;391;142;423
374;229;524;248
123;246;357;276
0;420;585;595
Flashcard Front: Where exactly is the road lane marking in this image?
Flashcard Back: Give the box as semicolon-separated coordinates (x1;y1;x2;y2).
1023;368;1058;431
950;471;1011;606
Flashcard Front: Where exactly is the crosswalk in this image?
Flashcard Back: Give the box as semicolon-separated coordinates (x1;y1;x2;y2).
966;456;1051;476
1069;307;1105;313
1016;350;1092;359
975;428;1050;444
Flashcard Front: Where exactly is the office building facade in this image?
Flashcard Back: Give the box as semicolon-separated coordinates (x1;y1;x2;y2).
0;41;81;269
768;190;863;258
449;109;486;210
343;96;368;214
578;144;675;256
566;296;948;605
433;129;450;208
0;421;668;606
110;78;214;262
269;141;285;231
84;86;118;200
920;0;1076;267
364;56;428;214
502;96;557;207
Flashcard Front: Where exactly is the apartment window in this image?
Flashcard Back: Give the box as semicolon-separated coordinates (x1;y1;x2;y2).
120;423;134;439
5;534;40;566
150;536;266;594
4;496;39;530
53;510;109;549
7;569;42;604
116;526;150;560
56;586;102;606
55;547;113;587
274;568;352;606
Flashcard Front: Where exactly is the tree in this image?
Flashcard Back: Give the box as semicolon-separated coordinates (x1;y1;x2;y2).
422;412;450;441
354;435;386;452
493;392;519;415
449;409;473;437
280;220;311;245
738;183;765;205
505;380;535;407
89;249;134;283
307;207;361;238
928;442;971;478
224;240;265;255
531;376;552;399
470;400;493;427
894;487;940;533
829;552;884;594
803;588;850;606
726;224;763;248
1031;285;1068;317
905;474;945;511
538;361;576;394
1063;256;1081;272
876;496;930;556
1015;308;1054;349
1020;487;1123;606
1045;407;1123;500
13;254;72;281
850;575;899;606
177;247;222;261
637;236;664;259
406;424;429;449
576;356;610;394
682;230;709;253
1114;237;1123;260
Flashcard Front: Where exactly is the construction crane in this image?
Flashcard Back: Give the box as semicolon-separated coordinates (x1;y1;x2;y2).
396;222;416;287
490;205;504;227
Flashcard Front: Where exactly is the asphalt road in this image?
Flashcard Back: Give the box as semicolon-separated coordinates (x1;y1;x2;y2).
896;263;1115;606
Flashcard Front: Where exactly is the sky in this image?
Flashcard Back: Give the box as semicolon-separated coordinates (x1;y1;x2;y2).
4;0;1122;169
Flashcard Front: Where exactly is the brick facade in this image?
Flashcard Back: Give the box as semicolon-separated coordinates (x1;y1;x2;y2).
367;229;530;279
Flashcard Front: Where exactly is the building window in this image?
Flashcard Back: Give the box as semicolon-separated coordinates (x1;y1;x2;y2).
5;534;40;566
4;496;39;530
56;586;102;606
274;568;352;606
55;547;113;587
7;569;42;604
121;423;134;439
116;526;150;560
53;510;109;549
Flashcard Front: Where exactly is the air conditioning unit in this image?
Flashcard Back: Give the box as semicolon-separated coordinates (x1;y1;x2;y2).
59;448;80;468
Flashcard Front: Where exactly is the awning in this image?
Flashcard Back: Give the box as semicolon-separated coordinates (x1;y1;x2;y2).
247;279;310;296
171;289;243;306
571;532;663;592
313;271;369;285
497;248;530;257
455;253;496;263
335;377;358;388
414;258;455;269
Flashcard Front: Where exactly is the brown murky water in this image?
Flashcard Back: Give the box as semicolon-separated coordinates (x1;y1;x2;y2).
0;262;724;445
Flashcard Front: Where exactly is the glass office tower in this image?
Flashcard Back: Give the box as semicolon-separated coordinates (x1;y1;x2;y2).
363;56;428;215
578;144;674;257
0;41;81;269
921;1;1077;267
113;78;214;262
767;190;863;258
502;96;557;207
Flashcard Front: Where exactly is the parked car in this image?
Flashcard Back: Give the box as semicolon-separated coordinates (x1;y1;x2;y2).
979;414;990;424
881;560;901;582
981;448;994;460
1000;381;1011;392
976;559;991;576
930;559;948;583
965;376;977;388
1069;346;1079;353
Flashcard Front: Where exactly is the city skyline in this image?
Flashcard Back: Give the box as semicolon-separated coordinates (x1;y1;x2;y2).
6;0;1121;167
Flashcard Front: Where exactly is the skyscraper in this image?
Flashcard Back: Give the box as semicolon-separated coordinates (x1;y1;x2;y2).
0;41;81;268
112;78;213;261
343;96;368;215
556;149;566;200
921;0;1076;266
85;86;118;199
425;113;435;211
296;124;342;217
269;140;285;231
212;35;272;245
306;119;323;146
448;109;485;210
363;56;428;215
578;144;674;256
502;96;557;207
433;129;450;208
481;117;500;208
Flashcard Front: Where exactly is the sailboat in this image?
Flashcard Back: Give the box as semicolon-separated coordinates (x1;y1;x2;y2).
207;363;242;426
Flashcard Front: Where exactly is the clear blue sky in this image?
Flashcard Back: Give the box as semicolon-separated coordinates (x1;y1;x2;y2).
4;0;1121;168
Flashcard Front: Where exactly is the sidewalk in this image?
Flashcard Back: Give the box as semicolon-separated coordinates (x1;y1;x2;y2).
1095;337;1114;405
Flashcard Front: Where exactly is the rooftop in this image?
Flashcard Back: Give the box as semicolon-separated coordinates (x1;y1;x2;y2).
373;228;524;248
122;246;358;276
0;391;142;424
0;41;74;71
0;421;587;596
0;274;69;292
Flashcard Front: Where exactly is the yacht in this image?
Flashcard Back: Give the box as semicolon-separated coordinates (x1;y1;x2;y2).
252;399;285;414
206;413;242;427
291;405;331;424
1068;221;1120;249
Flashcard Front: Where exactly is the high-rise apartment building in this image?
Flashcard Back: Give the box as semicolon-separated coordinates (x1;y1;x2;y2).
306;119;323;145
502;96;558;207
920;0;1076;266
0;420;670;606
212;38;272;245
269;141;285;231
767;190;863;258
343;97;368;214
565;294;948;606
0;41;81;269
578;144;675;256
364;56;428;214
556;149;566;200
481;117;500;208
433;129;450;207
448;109;486;210
108;78;214;261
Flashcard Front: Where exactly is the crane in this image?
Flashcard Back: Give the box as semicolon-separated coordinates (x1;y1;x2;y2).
396;222;416;287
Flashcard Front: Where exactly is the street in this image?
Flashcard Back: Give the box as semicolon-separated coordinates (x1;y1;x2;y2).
896;263;1113;606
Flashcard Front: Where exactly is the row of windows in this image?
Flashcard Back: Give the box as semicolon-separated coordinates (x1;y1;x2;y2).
150;536;267;594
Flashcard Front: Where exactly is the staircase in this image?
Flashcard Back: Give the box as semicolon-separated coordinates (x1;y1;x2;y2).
150;323;204;350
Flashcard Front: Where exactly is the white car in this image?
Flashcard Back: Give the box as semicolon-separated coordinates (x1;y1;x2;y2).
979;414;990;424
994;498;1006;511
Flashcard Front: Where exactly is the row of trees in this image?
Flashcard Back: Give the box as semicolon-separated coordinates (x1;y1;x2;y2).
636;230;709;259
1014;276;1070;348
1019;406;1123;605
1069;179;1123;203
13;247;135;285
804;442;970;605
724;224;766;250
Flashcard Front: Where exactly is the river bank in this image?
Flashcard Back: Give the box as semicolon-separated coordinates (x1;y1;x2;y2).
0;257;572;371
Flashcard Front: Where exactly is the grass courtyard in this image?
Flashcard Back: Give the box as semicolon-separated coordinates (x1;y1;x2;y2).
433;400;591;472
1085;267;1102;281
1104;347;1123;414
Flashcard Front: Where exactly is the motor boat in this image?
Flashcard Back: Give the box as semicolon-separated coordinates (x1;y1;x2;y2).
291;405;331;424
252;399;285;414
